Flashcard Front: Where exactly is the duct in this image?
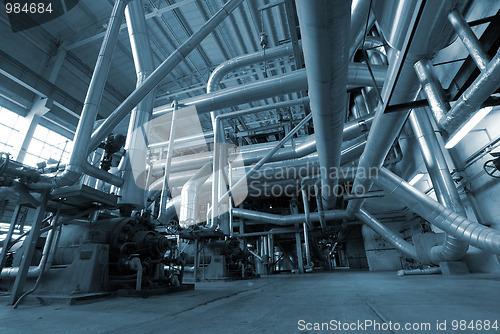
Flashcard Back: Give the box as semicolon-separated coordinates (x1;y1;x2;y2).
232;208;348;226
88;0;244;153
295;0;351;209
118;0;156;208
448;9;491;72
207;43;298;94
356;208;418;260
37;0;128;188
179;162;212;227
374;167;500;256
346;0;459;217
414;59;451;125
153;64;387;117
438;50;500;134
409;108;469;263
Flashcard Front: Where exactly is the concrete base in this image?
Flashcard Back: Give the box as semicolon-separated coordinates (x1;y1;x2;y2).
439;261;470;275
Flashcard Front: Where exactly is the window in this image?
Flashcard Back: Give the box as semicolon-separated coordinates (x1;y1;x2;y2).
24;125;73;167
0;107;27;156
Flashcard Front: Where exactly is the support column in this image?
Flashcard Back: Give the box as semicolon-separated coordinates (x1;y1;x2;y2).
10;190;50;305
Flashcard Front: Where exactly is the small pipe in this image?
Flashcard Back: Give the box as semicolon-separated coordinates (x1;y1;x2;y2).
397;267;441;276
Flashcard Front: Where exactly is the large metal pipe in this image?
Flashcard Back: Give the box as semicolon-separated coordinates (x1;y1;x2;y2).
409;108;469;263
295;0;351;209
374;167;500;255
89;0;244;153
38;0;128;188
438;50;500;134
448;9;491;72
153;64;387;117
119;0;157;208
356;208;418;260
349;0;374;59
232;208;348;226
414;59;451;125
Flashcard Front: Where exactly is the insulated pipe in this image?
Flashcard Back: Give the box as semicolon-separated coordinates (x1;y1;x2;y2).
409;108;469;263
295;0;351;209
38;0;128;188
448;9;491;72
414;59;451;125
356;208;418;260
346;50;421;217
207;43;299;93
439;49;500;134
153;64;387;117
349;0;375;59
232;208;348;226
119;0;157;208
374;167;500;255
179;162;212;227
89;0;244;153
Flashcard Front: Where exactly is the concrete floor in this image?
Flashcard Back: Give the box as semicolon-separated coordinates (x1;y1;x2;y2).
0;271;499;333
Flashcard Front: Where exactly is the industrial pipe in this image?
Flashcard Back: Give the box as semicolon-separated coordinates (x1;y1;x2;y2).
153;64;387;118
38;0;128;188
119;0;157;208
232;208;348;226
409;107;469;263
414;59;451;125
356;208;418;260
448;9;491;72
294;0;350;209
439;49;500;134
374;167;500;255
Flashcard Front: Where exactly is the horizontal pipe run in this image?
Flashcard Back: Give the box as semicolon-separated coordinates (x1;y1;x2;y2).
153;64;387;117
232;208;348;226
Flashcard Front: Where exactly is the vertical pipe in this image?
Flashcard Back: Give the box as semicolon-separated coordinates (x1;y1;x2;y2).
295;0;351;209
120;0;157;208
408;108;469;262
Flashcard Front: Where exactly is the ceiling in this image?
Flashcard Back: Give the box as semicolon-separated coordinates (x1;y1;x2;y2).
0;0;305;139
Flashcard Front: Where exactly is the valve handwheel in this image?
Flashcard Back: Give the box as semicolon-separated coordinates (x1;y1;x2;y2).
483;152;500;179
